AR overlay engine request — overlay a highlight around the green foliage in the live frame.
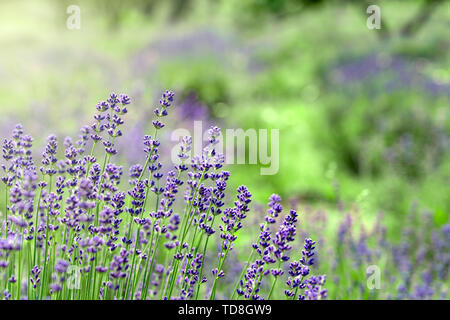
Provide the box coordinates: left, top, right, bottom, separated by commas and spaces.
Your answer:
157, 59, 232, 109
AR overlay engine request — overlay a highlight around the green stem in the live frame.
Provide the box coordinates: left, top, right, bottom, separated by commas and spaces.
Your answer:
4, 186, 8, 235
32, 187, 43, 268
230, 221, 269, 300
210, 230, 235, 301
291, 276, 305, 300
194, 229, 213, 299
3, 160, 9, 235
164, 169, 207, 299
230, 249, 255, 300
267, 260, 282, 300
40, 173, 53, 299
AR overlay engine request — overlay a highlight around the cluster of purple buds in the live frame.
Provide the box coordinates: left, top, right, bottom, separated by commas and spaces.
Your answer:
252, 194, 283, 255
272, 210, 298, 263
153, 90, 174, 129
176, 136, 192, 172
30, 266, 41, 289
302, 275, 327, 300
91, 93, 130, 156
237, 194, 285, 300
0, 235, 22, 251
285, 238, 326, 299
182, 253, 203, 299
41, 135, 58, 176
109, 248, 130, 280
219, 186, 252, 252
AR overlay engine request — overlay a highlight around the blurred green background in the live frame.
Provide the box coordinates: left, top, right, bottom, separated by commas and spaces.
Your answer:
0, 0, 448, 265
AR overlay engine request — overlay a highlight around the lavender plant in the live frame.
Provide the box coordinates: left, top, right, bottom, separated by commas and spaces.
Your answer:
0, 90, 325, 300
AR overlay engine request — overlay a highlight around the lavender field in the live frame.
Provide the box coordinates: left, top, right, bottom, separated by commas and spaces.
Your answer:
0, 0, 448, 301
